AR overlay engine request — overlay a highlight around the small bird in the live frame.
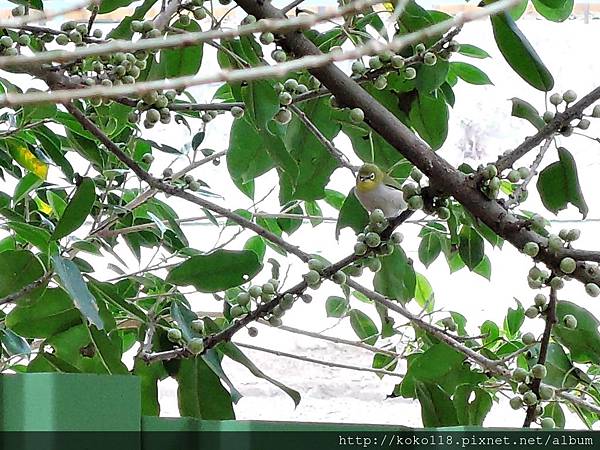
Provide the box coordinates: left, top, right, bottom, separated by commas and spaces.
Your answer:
355, 163, 407, 218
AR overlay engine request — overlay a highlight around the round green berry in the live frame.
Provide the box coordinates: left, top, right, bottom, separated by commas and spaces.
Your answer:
350, 107, 365, 124
354, 242, 368, 256
365, 232, 381, 248
237, 292, 251, 307
404, 67, 416, 80
230, 305, 245, 318
550, 277, 564, 290
414, 43, 426, 54
391, 55, 405, 69
540, 417, 555, 429
423, 52, 436, 66
332, 271, 347, 284
280, 293, 295, 310
531, 364, 547, 379
274, 108, 292, 124
563, 90, 577, 103
560, 257, 576, 274
17, 34, 30, 46
534, 293, 547, 307
272, 50, 287, 63
523, 391, 538, 406
374, 75, 387, 90
269, 316, 282, 327
593, 105, 600, 118
248, 285, 262, 298
518, 383, 530, 394
231, 106, 244, 119
167, 328, 182, 342
483, 164, 498, 180
539, 385, 554, 400
525, 306, 539, 319
563, 314, 577, 329
578, 119, 590, 130
566, 229, 580, 241
369, 209, 386, 224
542, 111, 555, 123
507, 170, 521, 183
56, 34, 70, 45
279, 91, 293, 106
188, 338, 204, 354
391, 232, 403, 244
549, 93, 562, 106
523, 242, 539, 257
512, 367, 529, 382
351, 60, 365, 75
259, 32, 274, 45
522, 332, 536, 346
303, 270, 321, 286
585, 283, 600, 297
509, 396, 523, 410
368, 56, 383, 70
307, 258, 325, 272
247, 326, 258, 337
283, 78, 298, 92
262, 282, 275, 295
407, 195, 424, 210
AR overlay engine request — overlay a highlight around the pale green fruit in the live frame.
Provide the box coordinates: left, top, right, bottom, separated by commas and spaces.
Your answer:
563, 314, 577, 329
247, 326, 258, 337
562, 90, 577, 103
541, 417, 555, 429
269, 316, 282, 327
509, 396, 523, 410
522, 332, 536, 346
539, 385, 554, 400
560, 257, 576, 274
350, 108, 365, 123
231, 106, 244, 118
531, 364, 547, 379
230, 305, 245, 318
550, 277, 564, 290
549, 93, 562, 106
518, 383, 530, 394
308, 258, 326, 272
523, 391, 538, 406
303, 270, 321, 285
365, 232, 381, 248
188, 338, 204, 355
525, 306, 539, 319
237, 292, 251, 307
248, 285, 262, 298
585, 283, 600, 297
191, 319, 203, 333
262, 282, 275, 295
523, 242, 539, 257
513, 367, 529, 382
354, 242, 368, 256
507, 170, 521, 183
534, 294, 547, 307
167, 328, 182, 342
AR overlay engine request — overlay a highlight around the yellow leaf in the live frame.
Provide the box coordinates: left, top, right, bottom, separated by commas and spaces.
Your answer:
383, 2, 394, 11
7, 139, 48, 180
34, 196, 53, 215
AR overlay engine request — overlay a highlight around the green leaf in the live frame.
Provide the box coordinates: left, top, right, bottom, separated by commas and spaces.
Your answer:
543, 401, 566, 429
532, 0, 573, 22
325, 296, 349, 318
414, 273, 434, 312
133, 359, 166, 416
5, 138, 48, 179
6, 287, 81, 338
416, 59, 449, 93
284, 98, 341, 201
451, 62, 493, 85
409, 91, 448, 150
21, 91, 57, 124
418, 231, 441, 268
242, 81, 279, 132
219, 342, 301, 406
158, 19, 203, 78
1, 328, 30, 356
335, 188, 369, 239
457, 44, 491, 59
504, 299, 525, 339
453, 384, 492, 426
52, 177, 96, 240
28, 352, 81, 373
527, 342, 579, 389
372, 353, 397, 374
510, 97, 545, 130
8, 222, 51, 252
52, 255, 104, 330
243, 236, 266, 261
553, 301, 600, 364
474, 255, 492, 280
349, 309, 379, 345
324, 189, 345, 210
227, 116, 274, 197
537, 147, 588, 218
415, 382, 459, 427
0, 249, 45, 300
374, 244, 416, 303
98, 0, 135, 13
305, 200, 323, 227
490, 12, 554, 91
458, 226, 484, 271
13, 172, 43, 205
167, 249, 262, 293
86, 325, 129, 374
480, 320, 499, 346
202, 349, 243, 404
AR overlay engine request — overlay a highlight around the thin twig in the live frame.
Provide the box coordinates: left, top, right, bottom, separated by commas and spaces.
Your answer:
506, 138, 553, 208
289, 104, 356, 172
0, 0, 98, 28
281, 0, 306, 14
0, 272, 52, 306
234, 341, 403, 378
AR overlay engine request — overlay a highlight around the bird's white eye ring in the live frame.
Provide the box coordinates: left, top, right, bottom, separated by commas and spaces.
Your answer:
369, 173, 375, 180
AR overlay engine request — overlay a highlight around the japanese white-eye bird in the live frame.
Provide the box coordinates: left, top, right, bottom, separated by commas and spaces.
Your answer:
355, 163, 407, 218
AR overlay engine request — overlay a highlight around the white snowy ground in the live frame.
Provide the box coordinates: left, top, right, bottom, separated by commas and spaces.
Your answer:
1, 13, 600, 429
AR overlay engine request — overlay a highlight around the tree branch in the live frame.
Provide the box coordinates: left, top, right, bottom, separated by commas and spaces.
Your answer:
234, 341, 403, 378
0, 272, 52, 306
523, 285, 557, 427
506, 138, 552, 208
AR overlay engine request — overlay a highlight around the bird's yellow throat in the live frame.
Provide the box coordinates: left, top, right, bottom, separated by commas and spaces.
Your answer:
356, 179, 378, 192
